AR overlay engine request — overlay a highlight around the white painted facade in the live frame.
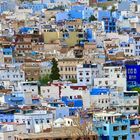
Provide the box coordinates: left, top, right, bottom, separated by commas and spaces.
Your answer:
61, 86, 90, 108
110, 91, 139, 115
18, 81, 38, 96
41, 85, 60, 99
0, 64, 25, 86
94, 66, 126, 91
0, 123, 26, 140
77, 64, 101, 86
53, 117, 73, 128
14, 110, 53, 133
90, 93, 111, 110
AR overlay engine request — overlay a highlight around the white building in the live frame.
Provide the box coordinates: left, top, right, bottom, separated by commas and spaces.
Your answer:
61, 85, 91, 109
133, 36, 140, 57
94, 65, 126, 91
14, 110, 53, 133
0, 123, 26, 140
41, 84, 60, 99
0, 64, 25, 87
77, 64, 102, 86
110, 91, 139, 115
119, 42, 135, 57
17, 81, 38, 96
93, 111, 122, 123
53, 117, 73, 128
90, 88, 111, 110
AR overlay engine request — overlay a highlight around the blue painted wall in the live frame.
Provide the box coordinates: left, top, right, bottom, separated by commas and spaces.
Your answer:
125, 65, 140, 90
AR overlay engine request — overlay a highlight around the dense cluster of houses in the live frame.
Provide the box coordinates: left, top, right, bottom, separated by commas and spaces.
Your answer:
0, 0, 140, 140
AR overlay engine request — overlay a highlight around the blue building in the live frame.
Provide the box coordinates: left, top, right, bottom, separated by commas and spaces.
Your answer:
97, 10, 111, 21
55, 107, 69, 119
56, 12, 69, 22
62, 96, 83, 116
0, 114, 14, 123
3, 92, 25, 106
94, 114, 131, 140
90, 88, 110, 95
125, 64, 140, 90
19, 27, 33, 34
0, 1, 8, 13
68, 5, 93, 21
21, 2, 46, 13
101, 119, 130, 140
3, 48, 13, 56
103, 17, 116, 33
130, 116, 140, 140
86, 28, 93, 42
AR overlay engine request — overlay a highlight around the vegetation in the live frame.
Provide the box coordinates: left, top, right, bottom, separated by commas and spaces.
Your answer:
111, 5, 116, 13
50, 58, 60, 81
39, 74, 50, 86
89, 15, 97, 22
68, 78, 77, 83
132, 87, 140, 94
102, 5, 107, 10
67, 111, 93, 139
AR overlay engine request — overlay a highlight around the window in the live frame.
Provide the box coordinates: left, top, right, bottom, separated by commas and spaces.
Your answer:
8, 136, 12, 140
47, 120, 50, 123
41, 119, 43, 123
86, 72, 89, 75
117, 74, 120, 78
79, 72, 82, 75
113, 126, 119, 131
126, 107, 130, 110
122, 125, 127, 130
105, 81, 108, 85
104, 126, 107, 130
28, 120, 30, 125
114, 136, 118, 140
132, 134, 134, 139
122, 135, 127, 140
114, 81, 117, 84
35, 120, 38, 124
133, 106, 137, 110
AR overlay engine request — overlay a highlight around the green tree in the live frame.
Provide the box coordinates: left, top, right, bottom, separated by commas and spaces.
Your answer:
39, 74, 50, 86
50, 58, 60, 81
111, 5, 115, 13
89, 15, 97, 22
102, 5, 107, 10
